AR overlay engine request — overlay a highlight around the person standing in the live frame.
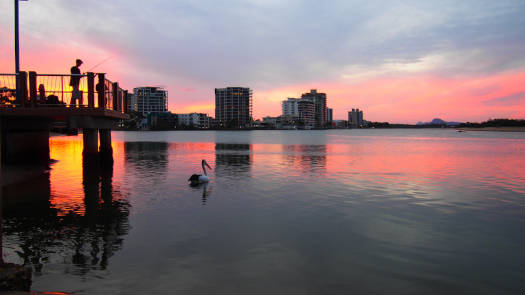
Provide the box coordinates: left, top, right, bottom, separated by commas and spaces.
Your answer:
69, 59, 83, 106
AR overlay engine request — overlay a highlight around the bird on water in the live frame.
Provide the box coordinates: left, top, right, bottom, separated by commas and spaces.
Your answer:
189, 159, 212, 185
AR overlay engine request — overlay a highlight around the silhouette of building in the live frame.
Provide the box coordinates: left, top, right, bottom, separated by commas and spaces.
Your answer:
281, 97, 316, 129
147, 112, 177, 129
298, 99, 315, 128
327, 108, 333, 124
301, 89, 327, 128
348, 108, 363, 128
131, 87, 168, 115
262, 116, 279, 128
215, 87, 252, 128
126, 92, 133, 113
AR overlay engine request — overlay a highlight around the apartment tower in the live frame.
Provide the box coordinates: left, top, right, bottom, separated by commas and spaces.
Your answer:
215, 87, 253, 128
132, 87, 168, 115
301, 89, 327, 127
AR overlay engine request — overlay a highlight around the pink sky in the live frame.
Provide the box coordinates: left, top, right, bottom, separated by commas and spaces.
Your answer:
253, 70, 525, 122
2, 1, 525, 124
3, 40, 523, 123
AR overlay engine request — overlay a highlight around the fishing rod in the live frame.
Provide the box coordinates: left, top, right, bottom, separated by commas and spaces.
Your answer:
87, 56, 113, 72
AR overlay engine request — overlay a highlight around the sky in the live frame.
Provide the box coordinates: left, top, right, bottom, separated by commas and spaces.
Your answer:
1, 0, 525, 123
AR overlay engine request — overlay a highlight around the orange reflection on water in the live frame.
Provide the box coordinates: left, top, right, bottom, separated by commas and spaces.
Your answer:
49, 135, 85, 215
47, 134, 525, 215
49, 135, 126, 216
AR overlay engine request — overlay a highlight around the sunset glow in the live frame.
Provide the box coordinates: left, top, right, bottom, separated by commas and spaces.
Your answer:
1, 1, 524, 123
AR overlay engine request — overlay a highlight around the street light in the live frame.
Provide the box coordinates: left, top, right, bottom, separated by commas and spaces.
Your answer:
14, 0, 27, 103
14, 0, 28, 74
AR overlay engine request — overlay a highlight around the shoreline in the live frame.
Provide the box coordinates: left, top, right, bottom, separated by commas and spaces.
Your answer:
456, 127, 525, 132
52, 127, 525, 133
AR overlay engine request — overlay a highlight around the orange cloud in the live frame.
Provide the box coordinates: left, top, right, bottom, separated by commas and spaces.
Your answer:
3, 24, 524, 124
174, 103, 215, 115
254, 69, 525, 123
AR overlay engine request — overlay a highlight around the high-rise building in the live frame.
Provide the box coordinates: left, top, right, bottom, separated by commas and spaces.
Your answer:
126, 92, 133, 113
215, 87, 253, 128
298, 99, 315, 128
301, 89, 327, 127
281, 97, 315, 128
132, 87, 168, 115
348, 108, 364, 128
327, 108, 333, 123
282, 98, 300, 117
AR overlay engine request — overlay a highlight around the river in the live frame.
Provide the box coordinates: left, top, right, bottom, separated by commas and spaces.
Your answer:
2, 129, 525, 294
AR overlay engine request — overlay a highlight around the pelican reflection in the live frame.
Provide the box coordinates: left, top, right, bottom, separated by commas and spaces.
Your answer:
190, 182, 212, 205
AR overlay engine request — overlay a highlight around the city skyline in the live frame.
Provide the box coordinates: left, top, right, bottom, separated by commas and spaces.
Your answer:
1, 1, 525, 123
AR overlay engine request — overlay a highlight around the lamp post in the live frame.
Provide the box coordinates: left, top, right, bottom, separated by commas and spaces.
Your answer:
14, 0, 20, 74
14, 0, 27, 103
14, 0, 29, 73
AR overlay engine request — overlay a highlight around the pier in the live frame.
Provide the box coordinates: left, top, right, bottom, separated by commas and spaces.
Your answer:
0, 71, 129, 166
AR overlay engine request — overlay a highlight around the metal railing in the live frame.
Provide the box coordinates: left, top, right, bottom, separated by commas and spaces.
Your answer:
0, 73, 19, 107
36, 73, 88, 107
0, 71, 128, 113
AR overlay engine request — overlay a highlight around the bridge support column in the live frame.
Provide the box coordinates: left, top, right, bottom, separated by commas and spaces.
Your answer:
99, 129, 113, 163
1, 117, 50, 166
82, 128, 98, 158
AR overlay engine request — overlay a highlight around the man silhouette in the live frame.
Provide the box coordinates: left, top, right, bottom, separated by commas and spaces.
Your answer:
70, 59, 83, 106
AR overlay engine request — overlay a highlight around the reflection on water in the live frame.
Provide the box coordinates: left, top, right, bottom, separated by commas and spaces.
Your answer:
190, 182, 211, 206
124, 142, 169, 173
1, 130, 525, 294
283, 145, 327, 174
215, 143, 252, 176
1, 147, 130, 279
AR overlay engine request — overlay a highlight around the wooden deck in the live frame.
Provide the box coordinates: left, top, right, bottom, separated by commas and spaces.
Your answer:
0, 106, 129, 120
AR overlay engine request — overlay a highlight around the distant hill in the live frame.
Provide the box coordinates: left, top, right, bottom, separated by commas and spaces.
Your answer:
417, 118, 462, 126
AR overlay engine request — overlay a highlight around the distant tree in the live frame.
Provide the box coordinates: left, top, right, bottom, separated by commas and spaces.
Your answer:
226, 119, 240, 129
459, 118, 525, 128
120, 111, 144, 130
368, 122, 391, 128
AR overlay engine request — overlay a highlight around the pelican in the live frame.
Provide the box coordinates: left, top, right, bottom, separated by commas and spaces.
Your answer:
189, 159, 212, 185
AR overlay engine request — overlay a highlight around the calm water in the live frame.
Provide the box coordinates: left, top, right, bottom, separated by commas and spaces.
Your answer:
2, 129, 525, 294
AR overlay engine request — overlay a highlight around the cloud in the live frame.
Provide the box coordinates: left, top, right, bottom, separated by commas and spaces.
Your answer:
483, 92, 525, 106
1, 0, 525, 122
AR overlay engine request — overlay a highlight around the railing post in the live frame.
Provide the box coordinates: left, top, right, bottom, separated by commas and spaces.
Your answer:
123, 90, 129, 113
97, 73, 105, 109
119, 89, 123, 113
29, 71, 37, 107
112, 82, 118, 111
87, 72, 95, 108
17, 71, 28, 107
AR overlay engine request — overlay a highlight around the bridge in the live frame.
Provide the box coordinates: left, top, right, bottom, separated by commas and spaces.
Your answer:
0, 71, 129, 166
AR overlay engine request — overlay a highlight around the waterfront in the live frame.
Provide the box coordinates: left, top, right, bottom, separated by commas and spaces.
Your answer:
2, 129, 525, 294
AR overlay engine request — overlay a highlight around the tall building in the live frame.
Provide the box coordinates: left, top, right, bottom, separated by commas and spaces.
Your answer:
132, 87, 168, 115
298, 99, 315, 128
348, 108, 364, 128
301, 89, 327, 127
215, 87, 253, 128
126, 92, 133, 113
281, 97, 315, 128
282, 98, 300, 117
327, 108, 333, 124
